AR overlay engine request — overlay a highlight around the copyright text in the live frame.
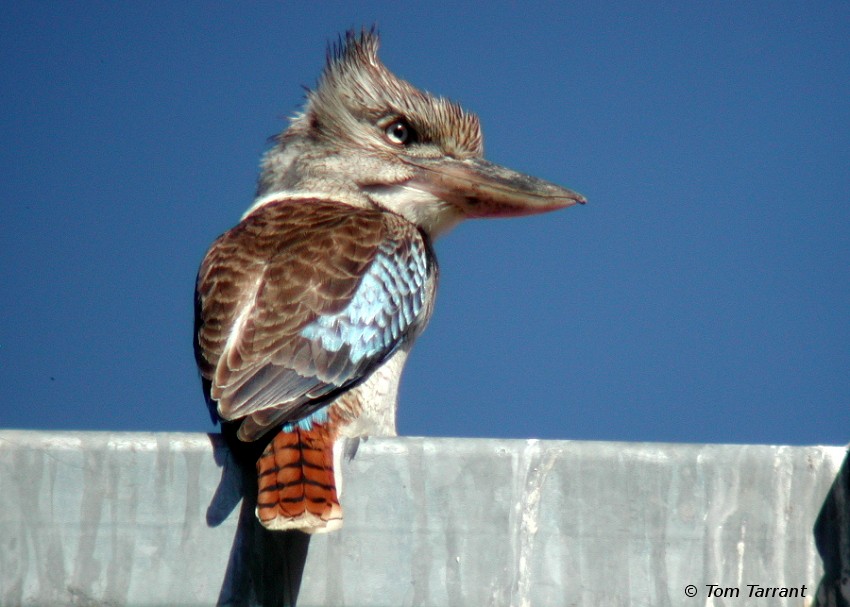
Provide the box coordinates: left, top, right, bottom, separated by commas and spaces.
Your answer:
703, 584, 807, 598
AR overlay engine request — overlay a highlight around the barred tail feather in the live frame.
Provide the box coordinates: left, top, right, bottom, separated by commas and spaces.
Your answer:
256, 424, 342, 533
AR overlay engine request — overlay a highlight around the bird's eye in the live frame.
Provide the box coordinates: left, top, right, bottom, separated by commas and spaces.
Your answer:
385, 119, 416, 145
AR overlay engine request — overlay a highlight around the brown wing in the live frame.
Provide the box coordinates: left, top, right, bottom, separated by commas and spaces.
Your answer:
194, 198, 433, 439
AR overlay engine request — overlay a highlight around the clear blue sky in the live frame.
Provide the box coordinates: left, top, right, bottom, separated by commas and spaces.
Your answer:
1, 3, 848, 446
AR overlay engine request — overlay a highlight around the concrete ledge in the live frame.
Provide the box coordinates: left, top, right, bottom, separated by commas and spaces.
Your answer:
0, 430, 845, 606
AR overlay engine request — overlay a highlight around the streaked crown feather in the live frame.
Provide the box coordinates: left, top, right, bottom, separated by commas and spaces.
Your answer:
297, 29, 483, 158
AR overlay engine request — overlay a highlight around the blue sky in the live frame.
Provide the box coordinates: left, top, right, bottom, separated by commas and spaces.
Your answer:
1, 3, 848, 446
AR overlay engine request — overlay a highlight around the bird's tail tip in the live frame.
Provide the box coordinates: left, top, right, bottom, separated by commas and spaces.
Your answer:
257, 506, 343, 534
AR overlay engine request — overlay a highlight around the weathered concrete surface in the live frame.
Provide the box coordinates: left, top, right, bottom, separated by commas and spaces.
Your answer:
0, 430, 844, 606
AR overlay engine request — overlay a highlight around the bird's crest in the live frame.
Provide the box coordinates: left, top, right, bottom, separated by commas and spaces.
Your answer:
296, 29, 483, 157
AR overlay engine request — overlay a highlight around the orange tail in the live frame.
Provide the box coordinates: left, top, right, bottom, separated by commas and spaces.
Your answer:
255, 423, 342, 533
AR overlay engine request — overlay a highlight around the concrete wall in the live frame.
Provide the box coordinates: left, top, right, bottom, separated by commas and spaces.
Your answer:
0, 430, 845, 606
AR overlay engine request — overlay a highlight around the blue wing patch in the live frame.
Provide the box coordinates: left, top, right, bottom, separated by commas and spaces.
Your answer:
299, 238, 428, 366
282, 407, 329, 432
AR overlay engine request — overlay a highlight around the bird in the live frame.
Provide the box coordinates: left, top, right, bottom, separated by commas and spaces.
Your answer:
194, 29, 585, 534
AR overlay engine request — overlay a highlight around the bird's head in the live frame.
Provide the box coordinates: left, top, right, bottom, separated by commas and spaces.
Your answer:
255, 29, 585, 238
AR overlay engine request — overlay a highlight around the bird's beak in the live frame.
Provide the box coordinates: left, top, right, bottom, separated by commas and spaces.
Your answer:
404, 156, 586, 218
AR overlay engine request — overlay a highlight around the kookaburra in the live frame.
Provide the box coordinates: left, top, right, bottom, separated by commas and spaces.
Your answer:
194, 29, 585, 533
